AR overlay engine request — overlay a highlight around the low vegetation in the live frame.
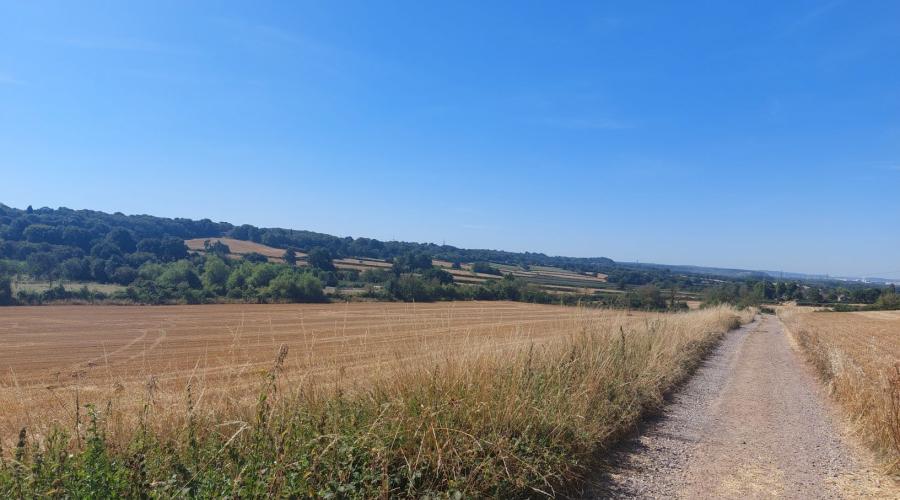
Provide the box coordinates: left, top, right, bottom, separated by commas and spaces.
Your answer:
780, 306, 900, 474
0, 305, 750, 497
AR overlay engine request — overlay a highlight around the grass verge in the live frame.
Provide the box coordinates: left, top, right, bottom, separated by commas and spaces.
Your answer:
0, 306, 749, 497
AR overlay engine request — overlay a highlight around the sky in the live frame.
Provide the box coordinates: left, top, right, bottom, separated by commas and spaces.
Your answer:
1, 1, 898, 277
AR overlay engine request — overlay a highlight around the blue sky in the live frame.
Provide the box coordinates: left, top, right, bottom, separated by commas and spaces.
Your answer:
1, 1, 898, 277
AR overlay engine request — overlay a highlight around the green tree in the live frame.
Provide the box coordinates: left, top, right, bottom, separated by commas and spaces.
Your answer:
307, 247, 335, 271
422, 267, 453, 285
61, 258, 92, 281
110, 266, 138, 285
226, 262, 253, 294
26, 252, 58, 279
157, 261, 202, 290
242, 252, 268, 263
268, 270, 324, 302
636, 284, 666, 309
875, 291, 900, 310
775, 281, 786, 299
203, 239, 231, 256
804, 287, 823, 303
106, 228, 137, 253
282, 248, 297, 266
202, 256, 230, 294
250, 263, 280, 288
391, 252, 433, 274
471, 261, 501, 275
388, 274, 433, 301
0, 275, 13, 305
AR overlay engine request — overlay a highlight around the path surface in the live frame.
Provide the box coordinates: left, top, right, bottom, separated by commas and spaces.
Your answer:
587, 314, 898, 499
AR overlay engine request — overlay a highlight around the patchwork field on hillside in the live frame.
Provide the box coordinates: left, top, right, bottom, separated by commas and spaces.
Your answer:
185, 238, 618, 294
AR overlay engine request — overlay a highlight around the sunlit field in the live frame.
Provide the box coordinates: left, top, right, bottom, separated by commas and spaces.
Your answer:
0, 302, 749, 497
780, 307, 900, 474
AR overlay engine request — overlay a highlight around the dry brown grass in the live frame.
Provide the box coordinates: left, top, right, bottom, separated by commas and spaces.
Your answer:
780, 306, 900, 474
0, 302, 750, 496
0, 302, 653, 446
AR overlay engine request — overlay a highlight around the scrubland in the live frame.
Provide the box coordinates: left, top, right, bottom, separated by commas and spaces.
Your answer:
0, 303, 749, 497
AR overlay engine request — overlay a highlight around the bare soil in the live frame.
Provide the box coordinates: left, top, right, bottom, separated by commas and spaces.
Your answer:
587, 314, 899, 499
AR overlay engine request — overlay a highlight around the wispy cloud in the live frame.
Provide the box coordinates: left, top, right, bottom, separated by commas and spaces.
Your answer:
541, 116, 634, 130
786, 0, 844, 33
0, 73, 24, 85
460, 223, 494, 231
865, 162, 900, 172
214, 18, 358, 61
43, 36, 196, 56
212, 18, 375, 77
587, 16, 624, 35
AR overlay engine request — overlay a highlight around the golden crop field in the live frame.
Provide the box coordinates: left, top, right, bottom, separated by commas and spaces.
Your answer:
0, 301, 655, 442
0, 300, 750, 496
185, 237, 298, 262
780, 307, 900, 473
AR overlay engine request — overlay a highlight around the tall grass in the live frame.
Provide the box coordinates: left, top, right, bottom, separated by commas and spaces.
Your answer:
780, 307, 900, 475
0, 305, 749, 497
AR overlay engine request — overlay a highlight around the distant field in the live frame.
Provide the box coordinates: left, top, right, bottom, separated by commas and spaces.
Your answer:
185, 237, 299, 263
434, 260, 612, 292
332, 257, 393, 272
0, 301, 654, 439
184, 238, 614, 294
12, 281, 126, 295
780, 307, 900, 473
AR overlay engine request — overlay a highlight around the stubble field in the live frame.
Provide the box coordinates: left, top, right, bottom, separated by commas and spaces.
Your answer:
780, 307, 900, 474
0, 301, 750, 496
0, 301, 651, 440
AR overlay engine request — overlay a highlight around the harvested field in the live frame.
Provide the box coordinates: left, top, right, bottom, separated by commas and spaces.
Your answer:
779, 307, 900, 474
332, 257, 393, 272
0, 301, 655, 442
185, 237, 299, 262
0, 302, 750, 497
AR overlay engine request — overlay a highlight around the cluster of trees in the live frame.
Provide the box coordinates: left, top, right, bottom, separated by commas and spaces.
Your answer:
13, 283, 109, 306
607, 267, 713, 293
12, 254, 327, 305
703, 279, 899, 310
371, 272, 560, 304
0, 204, 615, 280
616, 285, 687, 311
0, 206, 215, 290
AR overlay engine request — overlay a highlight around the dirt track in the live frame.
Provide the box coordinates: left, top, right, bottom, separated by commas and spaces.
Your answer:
589, 314, 899, 499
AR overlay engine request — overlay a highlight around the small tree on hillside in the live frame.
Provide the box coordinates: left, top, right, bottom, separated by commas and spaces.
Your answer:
307, 247, 335, 271
204, 239, 231, 256
283, 248, 297, 266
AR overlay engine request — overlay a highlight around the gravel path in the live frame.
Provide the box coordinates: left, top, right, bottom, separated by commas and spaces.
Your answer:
585, 314, 898, 499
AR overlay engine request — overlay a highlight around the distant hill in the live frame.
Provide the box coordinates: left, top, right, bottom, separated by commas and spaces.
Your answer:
4, 203, 883, 285
0, 203, 616, 273
624, 262, 770, 280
